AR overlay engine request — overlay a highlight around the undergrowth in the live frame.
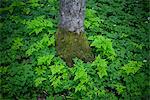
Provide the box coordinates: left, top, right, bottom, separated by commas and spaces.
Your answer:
0, 0, 149, 99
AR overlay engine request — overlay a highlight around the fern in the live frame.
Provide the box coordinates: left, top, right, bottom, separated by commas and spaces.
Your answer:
50, 65, 64, 75
37, 54, 54, 65
121, 61, 143, 75
26, 16, 53, 35
26, 34, 55, 56
72, 58, 90, 92
35, 66, 46, 76
11, 37, 23, 50
34, 77, 46, 87
92, 55, 108, 79
89, 35, 116, 59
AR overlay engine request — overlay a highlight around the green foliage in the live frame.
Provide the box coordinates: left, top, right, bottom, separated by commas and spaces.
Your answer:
121, 61, 143, 75
11, 37, 24, 50
72, 58, 89, 93
26, 16, 53, 35
92, 55, 108, 78
0, 0, 149, 99
35, 77, 46, 87
114, 83, 126, 94
89, 35, 116, 59
26, 34, 55, 56
35, 66, 47, 76
37, 54, 54, 65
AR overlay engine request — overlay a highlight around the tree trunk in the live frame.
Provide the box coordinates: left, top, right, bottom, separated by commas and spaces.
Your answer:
56, 0, 94, 67
59, 0, 85, 33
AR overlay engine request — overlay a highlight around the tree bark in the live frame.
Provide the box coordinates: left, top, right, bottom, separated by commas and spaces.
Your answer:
59, 0, 86, 34
56, 0, 94, 67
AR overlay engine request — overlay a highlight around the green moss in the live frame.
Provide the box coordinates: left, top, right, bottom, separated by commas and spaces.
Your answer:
55, 28, 94, 67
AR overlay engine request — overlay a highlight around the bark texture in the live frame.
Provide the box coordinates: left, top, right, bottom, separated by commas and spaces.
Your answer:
59, 0, 85, 33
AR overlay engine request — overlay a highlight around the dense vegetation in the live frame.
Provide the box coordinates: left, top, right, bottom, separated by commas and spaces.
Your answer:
0, 0, 149, 99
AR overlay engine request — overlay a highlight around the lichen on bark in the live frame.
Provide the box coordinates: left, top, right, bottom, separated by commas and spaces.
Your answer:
55, 28, 94, 67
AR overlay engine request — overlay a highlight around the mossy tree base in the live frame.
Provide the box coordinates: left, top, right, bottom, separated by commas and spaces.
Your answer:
55, 28, 94, 67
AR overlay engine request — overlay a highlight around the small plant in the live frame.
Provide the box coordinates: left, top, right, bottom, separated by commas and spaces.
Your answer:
89, 35, 116, 59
